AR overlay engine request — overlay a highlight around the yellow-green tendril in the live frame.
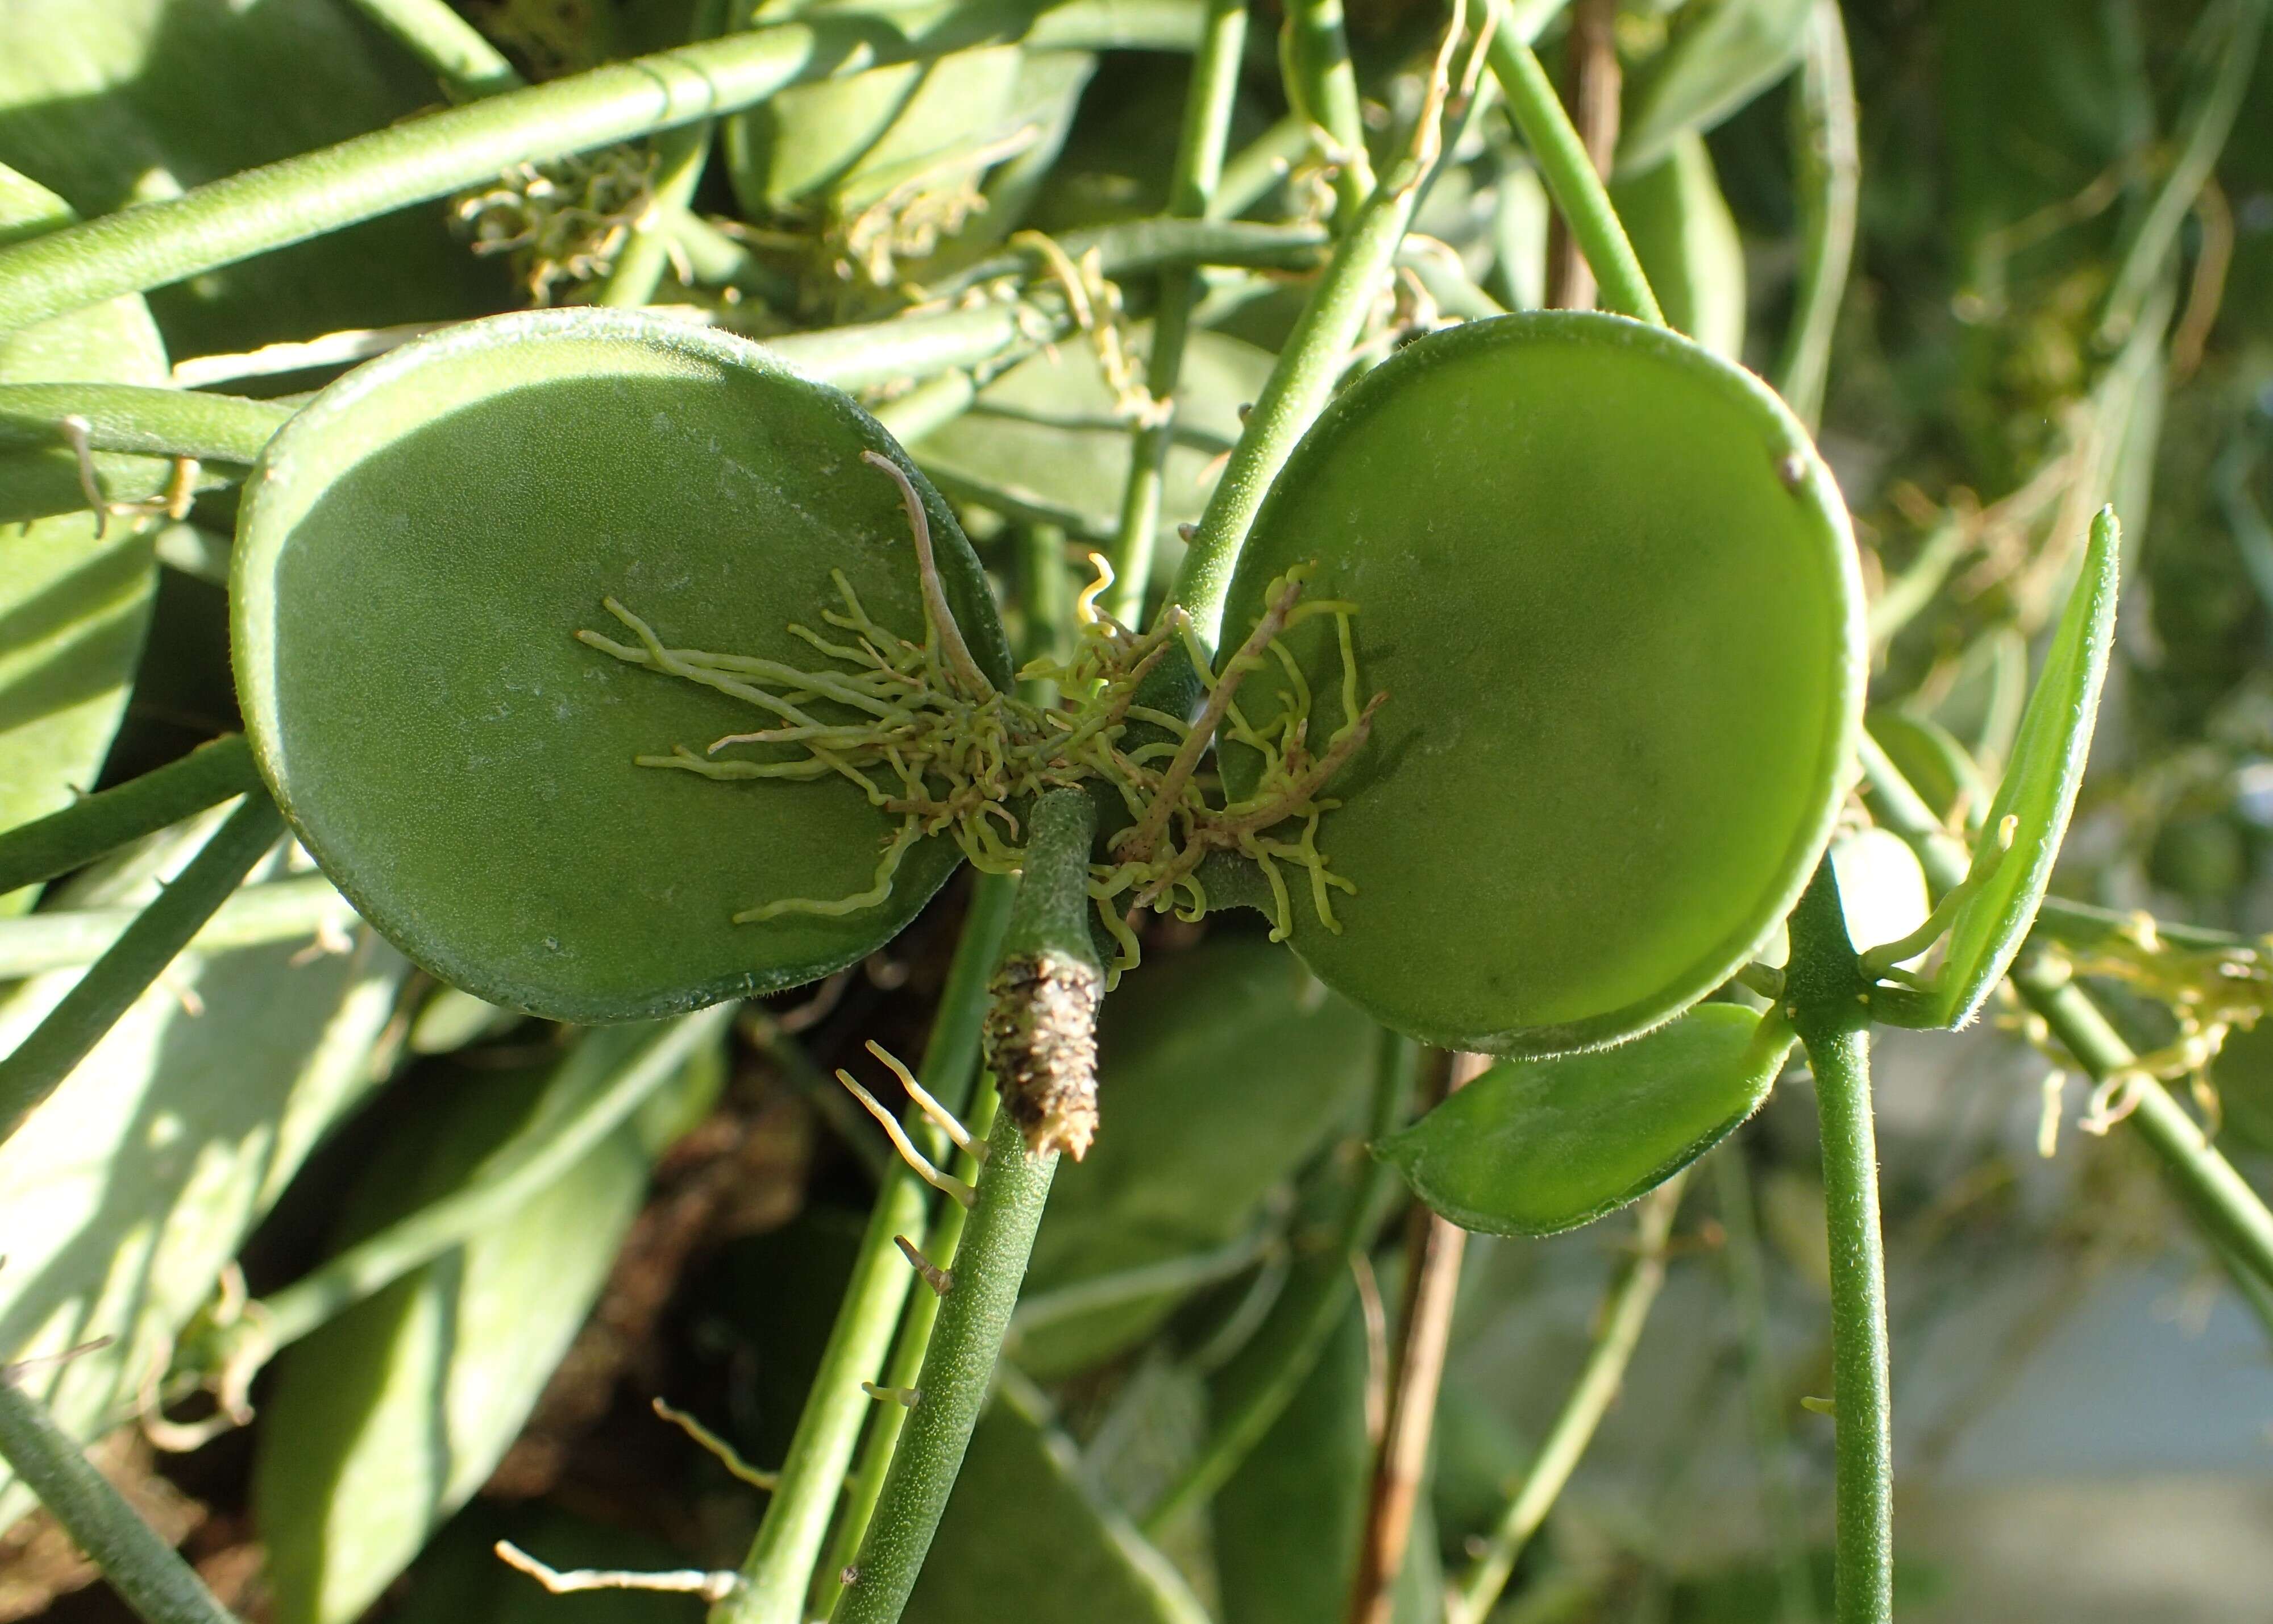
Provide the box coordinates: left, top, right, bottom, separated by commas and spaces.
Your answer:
578, 466, 1383, 975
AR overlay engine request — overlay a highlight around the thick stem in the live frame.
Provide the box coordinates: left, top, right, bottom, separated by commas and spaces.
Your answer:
0, 795, 283, 1148
0, 0, 1203, 334
717, 873, 1016, 1624
1104, 0, 1249, 626
1788, 865, 1892, 1624
1544, 0, 1619, 312
1481, 0, 1664, 326
343, 0, 525, 101
0, 875, 354, 981
1447, 1170, 1688, 1624
0, 1374, 237, 1624
1141, 1028, 1419, 1532
0, 386, 291, 465
0, 735, 258, 902
1855, 732, 2273, 1295
1773, 0, 1859, 431
833, 790, 1098, 1624
253, 1007, 735, 1351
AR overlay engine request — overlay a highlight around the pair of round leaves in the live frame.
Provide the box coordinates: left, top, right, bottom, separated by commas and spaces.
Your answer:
1220, 312, 1865, 1057
234, 309, 1012, 1020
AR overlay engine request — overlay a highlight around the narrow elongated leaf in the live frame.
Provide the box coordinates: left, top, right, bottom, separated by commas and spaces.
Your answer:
1607, 131, 1746, 360
255, 1021, 723, 1624
0, 820, 408, 1532
1379, 1004, 1793, 1237
1921, 508, 2120, 1028
0, 165, 165, 916
1617, 0, 1813, 176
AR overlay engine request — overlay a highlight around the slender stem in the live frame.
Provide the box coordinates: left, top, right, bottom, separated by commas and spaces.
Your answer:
1710, 1144, 1817, 1623
833, 790, 1098, 1624
0, 0, 1203, 334
1773, 0, 1859, 431
0, 385, 292, 464
1142, 1028, 1419, 1532
252, 1006, 734, 1350
342, 0, 525, 101
1855, 732, 2273, 1294
720, 873, 1016, 1624
1786, 864, 1892, 1624
871, 372, 980, 447
1447, 1170, 1688, 1624
1544, 0, 1619, 312
0, 1375, 238, 1624
1282, 0, 1376, 228
925, 215, 1331, 304
1210, 115, 1314, 221
2099, 0, 2268, 347
0, 795, 282, 1148
0, 874, 353, 981
0, 736, 258, 902
595, 0, 732, 308
1348, 1049, 1486, 1624
1164, 178, 1430, 647
1481, 0, 1664, 326
1104, 0, 1249, 626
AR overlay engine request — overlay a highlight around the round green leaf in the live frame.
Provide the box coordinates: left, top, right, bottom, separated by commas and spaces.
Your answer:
233, 308, 1012, 1020
1921, 508, 2119, 1028
1377, 1003, 1793, 1238
1219, 312, 1864, 1056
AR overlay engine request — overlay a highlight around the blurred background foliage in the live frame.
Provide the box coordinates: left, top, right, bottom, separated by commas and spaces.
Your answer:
2, 0, 2272, 1621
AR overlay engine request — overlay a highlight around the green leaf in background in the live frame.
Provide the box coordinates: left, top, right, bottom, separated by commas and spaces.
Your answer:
1830, 826, 1931, 965
1617, 0, 1814, 177
1011, 936, 1377, 1379
254, 1019, 724, 1624
0, 817, 408, 1532
1608, 131, 1746, 360
1926, 624, 2029, 783
231, 308, 1012, 1021
914, 323, 1273, 547
1867, 711, 1988, 828
1211, 1296, 1443, 1624
904, 1383, 1207, 1624
0, 0, 497, 357
1218, 312, 1864, 1058
0, 165, 167, 916
1914, 508, 2120, 1028
1379, 1003, 1793, 1237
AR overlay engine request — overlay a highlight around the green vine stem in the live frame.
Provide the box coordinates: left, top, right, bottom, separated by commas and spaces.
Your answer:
1711, 1144, 1818, 1624
833, 788, 1099, 1624
1446, 1169, 1689, 1624
2098, 0, 2268, 347
1103, 0, 1248, 626
1211, 115, 1312, 221
1140, 1027, 1420, 1532
344, 0, 525, 101
1786, 863, 1892, 1624
0, 0, 1203, 334
0, 735, 258, 901
0, 875, 355, 981
1480, 0, 1665, 326
1773, 0, 1859, 431
0, 386, 290, 465
0, 794, 284, 1148
0, 1373, 238, 1624
1855, 732, 2273, 1293
247, 1006, 734, 1353
1281, 0, 1376, 227
595, 0, 733, 309
1165, 43, 1461, 649
719, 874, 1016, 1624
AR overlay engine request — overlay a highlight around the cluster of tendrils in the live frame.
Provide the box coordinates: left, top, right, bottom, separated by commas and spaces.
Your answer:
454, 147, 659, 304
577, 454, 1383, 977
